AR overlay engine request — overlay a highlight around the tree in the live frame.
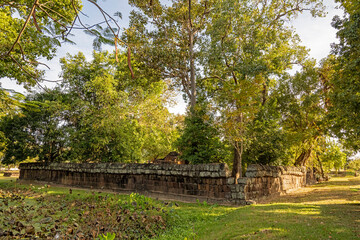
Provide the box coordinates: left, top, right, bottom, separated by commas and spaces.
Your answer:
202, 0, 324, 178
275, 61, 328, 166
243, 102, 289, 166
176, 100, 231, 164
319, 139, 347, 172
0, 90, 68, 164
329, 0, 360, 150
127, 0, 216, 109
312, 137, 348, 178
0, 50, 180, 164
59, 51, 179, 162
347, 158, 360, 171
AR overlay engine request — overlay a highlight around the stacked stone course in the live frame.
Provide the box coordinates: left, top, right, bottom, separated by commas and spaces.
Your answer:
240, 165, 306, 201
19, 163, 307, 205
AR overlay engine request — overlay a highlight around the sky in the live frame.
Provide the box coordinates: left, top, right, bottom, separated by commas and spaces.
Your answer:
2, 0, 344, 114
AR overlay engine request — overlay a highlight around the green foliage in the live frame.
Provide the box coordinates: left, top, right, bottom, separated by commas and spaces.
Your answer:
347, 159, 360, 171
97, 233, 116, 240
123, 193, 156, 212
319, 140, 347, 172
176, 102, 230, 164
328, 0, 360, 150
0, 0, 81, 85
0, 51, 179, 164
201, 0, 324, 172
3, 0, 353, 173
127, 0, 328, 172
0, 90, 67, 164
243, 105, 288, 165
59, 51, 179, 163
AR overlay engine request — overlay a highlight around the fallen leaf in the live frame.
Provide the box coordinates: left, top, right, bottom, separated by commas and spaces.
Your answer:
25, 226, 35, 235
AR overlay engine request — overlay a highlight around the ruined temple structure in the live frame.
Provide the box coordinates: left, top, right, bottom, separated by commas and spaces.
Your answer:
152, 152, 188, 164
19, 163, 308, 205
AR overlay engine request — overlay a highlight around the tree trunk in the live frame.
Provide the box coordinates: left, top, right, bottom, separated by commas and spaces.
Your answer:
294, 148, 312, 166
232, 141, 243, 180
261, 82, 267, 106
316, 155, 325, 179
232, 111, 244, 180
189, 0, 196, 110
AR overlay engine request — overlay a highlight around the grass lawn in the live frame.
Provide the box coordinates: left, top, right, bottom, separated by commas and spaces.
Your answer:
159, 173, 360, 240
0, 174, 359, 239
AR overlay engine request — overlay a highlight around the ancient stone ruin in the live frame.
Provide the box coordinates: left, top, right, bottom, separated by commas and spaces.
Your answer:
152, 152, 183, 164
19, 163, 307, 205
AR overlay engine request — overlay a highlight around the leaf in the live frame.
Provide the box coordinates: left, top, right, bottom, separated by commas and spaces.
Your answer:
114, 11, 122, 19
66, 227, 73, 234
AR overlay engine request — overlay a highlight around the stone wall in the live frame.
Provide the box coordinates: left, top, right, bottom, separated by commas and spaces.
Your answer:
19, 163, 307, 205
238, 165, 306, 201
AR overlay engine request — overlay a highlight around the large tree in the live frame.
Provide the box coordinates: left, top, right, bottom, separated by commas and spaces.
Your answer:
0, 90, 68, 164
59, 51, 179, 162
329, 0, 360, 150
275, 60, 328, 167
128, 0, 325, 174
127, 0, 216, 109
202, 0, 324, 178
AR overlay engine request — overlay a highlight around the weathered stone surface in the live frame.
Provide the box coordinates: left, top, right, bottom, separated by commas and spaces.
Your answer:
19, 163, 307, 205
227, 177, 235, 185
237, 178, 248, 184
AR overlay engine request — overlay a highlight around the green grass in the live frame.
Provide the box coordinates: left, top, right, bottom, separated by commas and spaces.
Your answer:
156, 175, 360, 240
0, 175, 359, 239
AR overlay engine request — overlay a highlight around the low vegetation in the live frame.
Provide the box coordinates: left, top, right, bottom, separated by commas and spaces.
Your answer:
1, 174, 359, 239
0, 178, 173, 239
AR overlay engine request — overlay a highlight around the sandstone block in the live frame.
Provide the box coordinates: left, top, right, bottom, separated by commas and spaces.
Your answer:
227, 177, 235, 185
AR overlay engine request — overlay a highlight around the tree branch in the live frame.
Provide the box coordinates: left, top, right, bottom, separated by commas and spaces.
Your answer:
86, 0, 134, 77
17, 43, 50, 69
37, 5, 68, 38
6, 0, 39, 56
32, 9, 42, 33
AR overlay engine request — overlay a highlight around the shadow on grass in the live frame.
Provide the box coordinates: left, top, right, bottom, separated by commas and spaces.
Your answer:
194, 203, 360, 240
183, 177, 360, 240
266, 177, 360, 205
316, 177, 360, 187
